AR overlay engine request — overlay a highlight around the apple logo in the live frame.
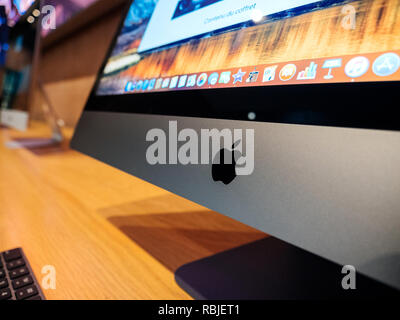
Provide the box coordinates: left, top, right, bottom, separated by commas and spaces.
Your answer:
212, 141, 242, 185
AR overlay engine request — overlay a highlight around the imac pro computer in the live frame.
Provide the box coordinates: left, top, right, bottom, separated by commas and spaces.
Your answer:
72, 0, 400, 299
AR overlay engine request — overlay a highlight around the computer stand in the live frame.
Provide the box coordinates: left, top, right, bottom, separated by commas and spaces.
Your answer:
175, 237, 399, 300
36, 79, 64, 143
5, 80, 64, 150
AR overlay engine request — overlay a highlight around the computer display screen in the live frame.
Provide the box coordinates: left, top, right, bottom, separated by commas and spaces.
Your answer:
96, 0, 400, 96
1, 0, 38, 112
0, 0, 35, 26
13, 0, 34, 15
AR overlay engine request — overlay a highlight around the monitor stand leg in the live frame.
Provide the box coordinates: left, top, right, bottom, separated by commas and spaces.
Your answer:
5, 80, 64, 150
175, 237, 399, 300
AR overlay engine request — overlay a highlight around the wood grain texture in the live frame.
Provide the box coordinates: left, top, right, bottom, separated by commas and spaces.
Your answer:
0, 122, 266, 300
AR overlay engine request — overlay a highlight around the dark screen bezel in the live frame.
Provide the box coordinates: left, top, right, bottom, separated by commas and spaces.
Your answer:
82, 0, 400, 132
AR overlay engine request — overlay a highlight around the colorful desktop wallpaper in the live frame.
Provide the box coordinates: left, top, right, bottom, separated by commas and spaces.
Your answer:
41, 0, 99, 36
97, 0, 400, 95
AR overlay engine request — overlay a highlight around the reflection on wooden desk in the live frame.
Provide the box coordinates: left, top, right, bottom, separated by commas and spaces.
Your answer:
0, 122, 266, 300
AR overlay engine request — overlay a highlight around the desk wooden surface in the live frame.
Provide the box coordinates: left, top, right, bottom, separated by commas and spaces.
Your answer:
0, 122, 266, 300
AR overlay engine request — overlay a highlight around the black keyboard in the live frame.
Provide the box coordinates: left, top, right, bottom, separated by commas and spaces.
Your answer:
0, 248, 45, 300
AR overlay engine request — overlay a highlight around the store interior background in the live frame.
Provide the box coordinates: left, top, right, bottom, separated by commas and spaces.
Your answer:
9, 0, 127, 128
34, 0, 128, 127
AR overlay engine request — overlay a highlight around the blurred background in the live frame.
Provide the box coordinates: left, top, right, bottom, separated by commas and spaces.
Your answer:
0, 0, 128, 129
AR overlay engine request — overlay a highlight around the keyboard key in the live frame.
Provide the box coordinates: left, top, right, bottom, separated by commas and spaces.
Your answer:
12, 275, 33, 290
3, 249, 22, 262
10, 267, 29, 279
7, 258, 25, 271
1, 248, 45, 300
0, 279, 9, 289
0, 288, 11, 300
16, 285, 38, 300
